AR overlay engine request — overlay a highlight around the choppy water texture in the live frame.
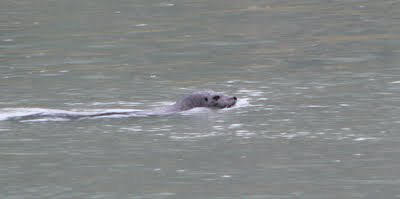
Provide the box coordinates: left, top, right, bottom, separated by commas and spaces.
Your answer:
1, 0, 400, 198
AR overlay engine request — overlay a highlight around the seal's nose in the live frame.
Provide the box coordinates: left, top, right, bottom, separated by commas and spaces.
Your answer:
232, 96, 237, 101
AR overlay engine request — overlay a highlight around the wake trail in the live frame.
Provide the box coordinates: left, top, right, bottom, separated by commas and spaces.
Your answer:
0, 108, 146, 122
0, 98, 249, 122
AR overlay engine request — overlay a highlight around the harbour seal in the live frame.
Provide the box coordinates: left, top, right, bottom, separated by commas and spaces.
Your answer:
3, 91, 237, 121
91, 91, 237, 117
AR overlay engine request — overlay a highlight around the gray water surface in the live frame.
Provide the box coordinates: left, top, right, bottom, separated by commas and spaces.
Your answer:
1, 0, 400, 198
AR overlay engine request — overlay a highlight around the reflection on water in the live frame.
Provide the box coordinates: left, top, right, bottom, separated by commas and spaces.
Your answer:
1, 0, 400, 198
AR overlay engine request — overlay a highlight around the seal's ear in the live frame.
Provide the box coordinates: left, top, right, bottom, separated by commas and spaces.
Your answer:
204, 97, 208, 102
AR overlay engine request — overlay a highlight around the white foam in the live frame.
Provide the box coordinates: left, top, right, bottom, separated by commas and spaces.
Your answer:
226, 80, 240, 83
0, 108, 142, 121
159, 2, 175, 7
228, 124, 243, 129
169, 131, 221, 140
150, 101, 175, 107
21, 118, 71, 122
135, 24, 148, 27
90, 101, 143, 106
303, 105, 329, 108
353, 137, 378, 141
231, 98, 250, 109
235, 130, 255, 137
278, 131, 311, 139
120, 126, 143, 132
179, 107, 211, 115
0, 108, 74, 121
213, 126, 224, 130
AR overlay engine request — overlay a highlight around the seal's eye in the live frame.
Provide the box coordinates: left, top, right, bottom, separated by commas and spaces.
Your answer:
204, 97, 208, 102
212, 95, 220, 101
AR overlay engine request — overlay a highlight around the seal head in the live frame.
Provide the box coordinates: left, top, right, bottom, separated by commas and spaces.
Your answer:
171, 91, 237, 111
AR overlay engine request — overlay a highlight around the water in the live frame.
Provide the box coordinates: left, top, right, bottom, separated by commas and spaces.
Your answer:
1, 0, 400, 198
